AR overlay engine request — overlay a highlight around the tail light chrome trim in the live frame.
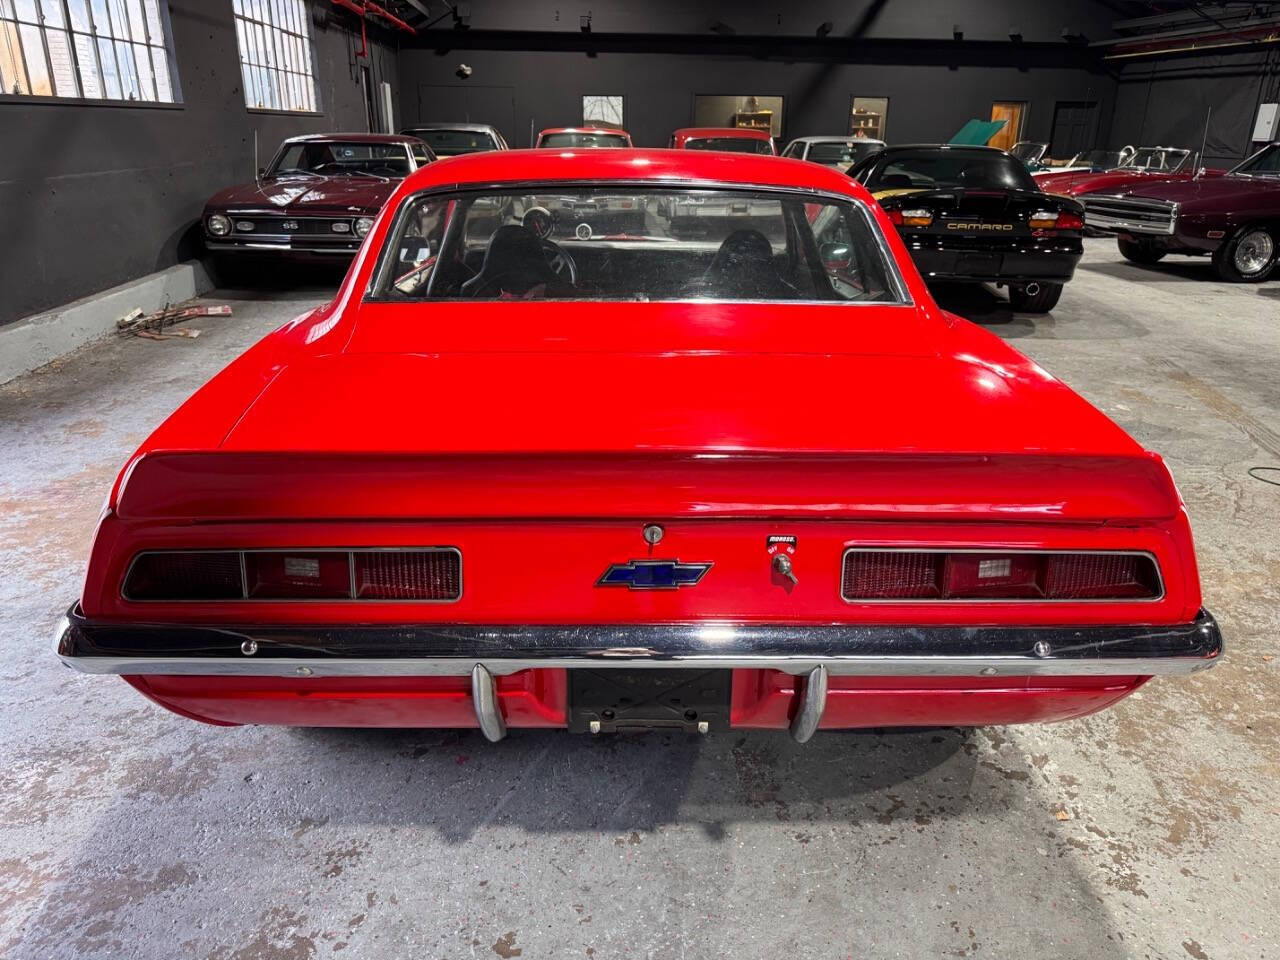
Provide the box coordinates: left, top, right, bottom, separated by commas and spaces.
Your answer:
839, 548, 1164, 604
121, 547, 463, 603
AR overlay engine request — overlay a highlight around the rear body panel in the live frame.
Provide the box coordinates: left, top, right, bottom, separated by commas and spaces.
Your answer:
875, 187, 1084, 285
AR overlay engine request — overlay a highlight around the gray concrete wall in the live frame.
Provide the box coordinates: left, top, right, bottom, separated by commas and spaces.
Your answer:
0, 0, 400, 327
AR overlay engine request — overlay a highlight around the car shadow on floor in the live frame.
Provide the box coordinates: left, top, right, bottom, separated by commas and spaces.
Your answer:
927, 283, 1039, 338
1077, 257, 1216, 283
205, 259, 347, 302
286, 724, 978, 840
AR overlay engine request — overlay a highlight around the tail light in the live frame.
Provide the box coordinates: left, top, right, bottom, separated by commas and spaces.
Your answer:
244, 552, 351, 599
123, 549, 462, 602
354, 550, 462, 600
1030, 210, 1085, 230
123, 552, 243, 601
841, 550, 1161, 602
900, 208, 933, 227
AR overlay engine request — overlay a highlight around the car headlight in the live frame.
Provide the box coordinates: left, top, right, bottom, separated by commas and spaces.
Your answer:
354, 216, 375, 238
207, 214, 231, 236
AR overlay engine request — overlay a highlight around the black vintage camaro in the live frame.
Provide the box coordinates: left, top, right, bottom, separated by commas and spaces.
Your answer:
847, 145, 1086, 312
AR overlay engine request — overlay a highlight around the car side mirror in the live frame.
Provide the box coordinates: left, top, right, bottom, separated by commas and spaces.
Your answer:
820, 241, 852, 269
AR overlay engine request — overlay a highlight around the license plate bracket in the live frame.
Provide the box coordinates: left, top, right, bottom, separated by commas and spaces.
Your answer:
568, 668, 733, 734
956, 251, 1004, 274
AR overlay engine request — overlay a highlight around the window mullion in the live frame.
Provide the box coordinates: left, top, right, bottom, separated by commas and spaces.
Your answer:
138, 0, 157, 100
10, 10, 34, 95
58, 0, 83, 97
83, 0, 106, 97
263, 6, 283, 111
100, 0, 126, 98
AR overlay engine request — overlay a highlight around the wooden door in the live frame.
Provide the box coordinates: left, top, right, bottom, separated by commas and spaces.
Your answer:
989, 102, 1026, 150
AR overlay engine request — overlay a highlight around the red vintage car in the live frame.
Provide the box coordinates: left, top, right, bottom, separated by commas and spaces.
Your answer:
1035, 147, 1222, 198
57, 149, 1221, 740
669, 126, 777, 155
202, 133, 435, 270
535, 126, 633, 148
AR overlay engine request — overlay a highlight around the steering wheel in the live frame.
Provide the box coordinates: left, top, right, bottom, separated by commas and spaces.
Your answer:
542, 239, 577, 286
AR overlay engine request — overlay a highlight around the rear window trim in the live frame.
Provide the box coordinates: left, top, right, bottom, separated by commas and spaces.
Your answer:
363, 179, 912, 306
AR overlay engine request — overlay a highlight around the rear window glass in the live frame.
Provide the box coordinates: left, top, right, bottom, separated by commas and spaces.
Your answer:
269, 142, 411, 177
807, 141, 881, 165
411, 129, 497, 156
540, 132, 629, 148
685, 137, 773, 155
865, 150, 1037, 192
374, 186, 901, 304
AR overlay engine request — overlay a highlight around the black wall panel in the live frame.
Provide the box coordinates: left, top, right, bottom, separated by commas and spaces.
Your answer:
1111, 50, 1280, 167
399, 50, 1115, 151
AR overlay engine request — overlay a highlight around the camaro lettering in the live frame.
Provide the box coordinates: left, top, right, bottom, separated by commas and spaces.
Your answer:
947, 223, 1014, 231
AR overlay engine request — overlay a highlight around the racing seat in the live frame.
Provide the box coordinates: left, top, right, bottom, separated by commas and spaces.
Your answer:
460, 225, 560, 298
700, 229, 795, 300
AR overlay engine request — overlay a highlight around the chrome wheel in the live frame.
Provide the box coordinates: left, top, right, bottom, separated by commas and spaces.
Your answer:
1234, 229, 1275, 276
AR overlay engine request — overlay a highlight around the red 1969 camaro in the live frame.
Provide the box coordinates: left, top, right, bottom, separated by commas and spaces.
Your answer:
56, 149, 1222, 741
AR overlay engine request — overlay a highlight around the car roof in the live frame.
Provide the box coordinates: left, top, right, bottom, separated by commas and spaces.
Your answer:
792, 136, 885, 144
283, 132, 421, 145
401, 123, 498, 134
538, 126, 630, 135
674, 127, 772, 139
880, 144, 1005, 153
399, 148, 864, 197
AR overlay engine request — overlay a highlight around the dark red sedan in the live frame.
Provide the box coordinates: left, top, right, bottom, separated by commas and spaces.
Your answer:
1082, 140, 1280, 282
57, 148, 1221, 740
201, 133, 435, 268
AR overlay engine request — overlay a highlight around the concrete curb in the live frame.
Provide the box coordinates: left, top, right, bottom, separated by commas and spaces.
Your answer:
0, 261, 214, 385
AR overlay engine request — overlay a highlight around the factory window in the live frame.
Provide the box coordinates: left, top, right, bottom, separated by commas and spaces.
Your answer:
232, 0, 317, 113
0, 0, 179, 102
583, 94, 623, 128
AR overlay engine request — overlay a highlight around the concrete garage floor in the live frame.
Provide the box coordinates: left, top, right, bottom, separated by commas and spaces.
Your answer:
1, 241, 1277, 959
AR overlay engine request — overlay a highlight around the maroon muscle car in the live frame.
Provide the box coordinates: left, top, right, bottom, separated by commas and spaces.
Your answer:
202, 134, 435, 268
1082, 141, 1280, 282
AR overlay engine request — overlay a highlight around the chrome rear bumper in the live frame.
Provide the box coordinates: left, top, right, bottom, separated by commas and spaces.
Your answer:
54, 605, 1222, 680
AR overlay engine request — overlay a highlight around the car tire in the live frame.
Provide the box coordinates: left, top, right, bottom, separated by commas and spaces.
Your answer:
1212, 225, 1278, 283
1117, 236, 1166, 265
1008, 282, 1063, 313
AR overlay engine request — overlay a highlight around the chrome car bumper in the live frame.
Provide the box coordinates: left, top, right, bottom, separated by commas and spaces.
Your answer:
54, 604, 1222, 680
55, 606, 1221, 742
205, 240, 360, 255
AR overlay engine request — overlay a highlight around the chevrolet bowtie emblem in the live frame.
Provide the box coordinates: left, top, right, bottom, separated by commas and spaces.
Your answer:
597, 559, 712, 590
